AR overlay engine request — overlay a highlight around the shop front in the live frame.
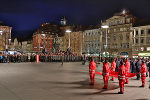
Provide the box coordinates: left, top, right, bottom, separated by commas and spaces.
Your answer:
138, 53, 150, 59
120, 52, 129, 58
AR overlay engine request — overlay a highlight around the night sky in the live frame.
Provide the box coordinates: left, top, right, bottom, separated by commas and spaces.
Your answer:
0, 0, 150, 37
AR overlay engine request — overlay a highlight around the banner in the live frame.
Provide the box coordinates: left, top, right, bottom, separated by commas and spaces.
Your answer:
95, 71, 138, 78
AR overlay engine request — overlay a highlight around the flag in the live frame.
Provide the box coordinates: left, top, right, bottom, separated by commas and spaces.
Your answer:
95, 71, 138, 78
126, 73, 139, 78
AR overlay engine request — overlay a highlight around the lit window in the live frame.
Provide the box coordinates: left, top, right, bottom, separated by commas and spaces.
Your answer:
148, 29, 150, 35
126, 33, 129, 40
127, 43, 129, 48
107, 36, 110, 40
136, 39, 138, 43
120, 28, 123, 31
146, 37, 150, 43
119, 34, 123, 40
147, 47, 150, 51
136, 30, 138, 35
140, 47, 144, 51
141, 30, 144, 36
120, 43, 122, 48
126, 18, 130, 23
141, 38, 144, 44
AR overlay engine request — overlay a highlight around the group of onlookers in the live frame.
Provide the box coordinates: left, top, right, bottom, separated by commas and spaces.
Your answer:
0, 54, 36, 63
114, 58, 150, 80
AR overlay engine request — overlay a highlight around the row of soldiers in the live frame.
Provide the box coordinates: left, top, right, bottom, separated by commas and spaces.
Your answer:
0, 53, 83, 63
39, 53, 83, 62
89, 57, 150, 94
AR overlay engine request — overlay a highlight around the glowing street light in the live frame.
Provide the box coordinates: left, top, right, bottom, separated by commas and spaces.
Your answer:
66, 29, 71, 33
101, 25, 109, 29
101, 25, 109, 49
101, 25, 109, 57
66, 29, 72, 49
0, 30, 3, 35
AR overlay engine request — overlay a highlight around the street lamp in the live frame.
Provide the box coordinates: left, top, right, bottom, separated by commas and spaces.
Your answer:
101, 25, 109, 57
0, 31, 2, 35
38, 33, 46, 53
8, 38, 11, 41
8, 39, 11, 50
41, 33, 46, 53
66, 29, 71, 49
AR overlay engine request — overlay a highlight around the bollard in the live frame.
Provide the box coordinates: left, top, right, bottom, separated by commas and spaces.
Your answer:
36, 55, 39, 63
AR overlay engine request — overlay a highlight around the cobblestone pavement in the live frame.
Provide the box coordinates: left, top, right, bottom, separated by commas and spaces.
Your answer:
0, 62, 149, 100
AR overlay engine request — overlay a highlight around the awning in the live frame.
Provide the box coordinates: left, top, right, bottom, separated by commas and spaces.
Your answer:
120, 52, 128, 55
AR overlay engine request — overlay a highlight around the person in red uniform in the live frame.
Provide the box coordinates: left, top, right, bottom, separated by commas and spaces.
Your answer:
89, 57, 96, 85
125, 58, 130, 84
110, 59, 116, 81
102, 60, 110, 89
118, 60, 126, 94
140, 61, 147, 87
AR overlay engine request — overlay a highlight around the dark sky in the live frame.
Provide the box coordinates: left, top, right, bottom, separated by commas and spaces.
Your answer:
0, 0, 150, 37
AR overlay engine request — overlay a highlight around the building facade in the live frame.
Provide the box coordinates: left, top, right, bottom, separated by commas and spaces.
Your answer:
13, 38, 22, 51
63, 31, 84, 55
101, 10, 135, 58
84, 28, 101, 55
12, 38, 33, 53
57, 36, 64, 52
132, 24, 150, 58
63, 25, 85, 55
59, 25, 72, 52
70, 31, 84, 55
33, 23, 61, 53
0, 26, 12, 51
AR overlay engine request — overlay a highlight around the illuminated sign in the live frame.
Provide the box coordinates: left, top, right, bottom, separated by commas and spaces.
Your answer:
138, 53, 150, 56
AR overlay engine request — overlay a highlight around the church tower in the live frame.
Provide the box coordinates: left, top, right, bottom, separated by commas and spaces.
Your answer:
60, 16, 66, 26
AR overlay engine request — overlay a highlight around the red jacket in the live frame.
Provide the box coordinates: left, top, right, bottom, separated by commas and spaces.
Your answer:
102, 62, 110, 76
125, 60, 130, 73
141, 63, 147, 77
89, 61, 96, 73
118, 65, 126, 80
111, 61, 116, 71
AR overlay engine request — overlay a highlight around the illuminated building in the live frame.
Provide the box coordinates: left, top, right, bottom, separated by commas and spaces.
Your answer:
83, 26, 101, 55
101, 9, 136, 58
33, 23, 61, 53
132, 19, 150, 58
0, 25, 12, 51
63, 25, 84, 55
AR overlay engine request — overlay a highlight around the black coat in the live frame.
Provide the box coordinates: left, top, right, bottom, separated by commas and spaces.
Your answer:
131, 61, 136, 73
136, 61, 141, 73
